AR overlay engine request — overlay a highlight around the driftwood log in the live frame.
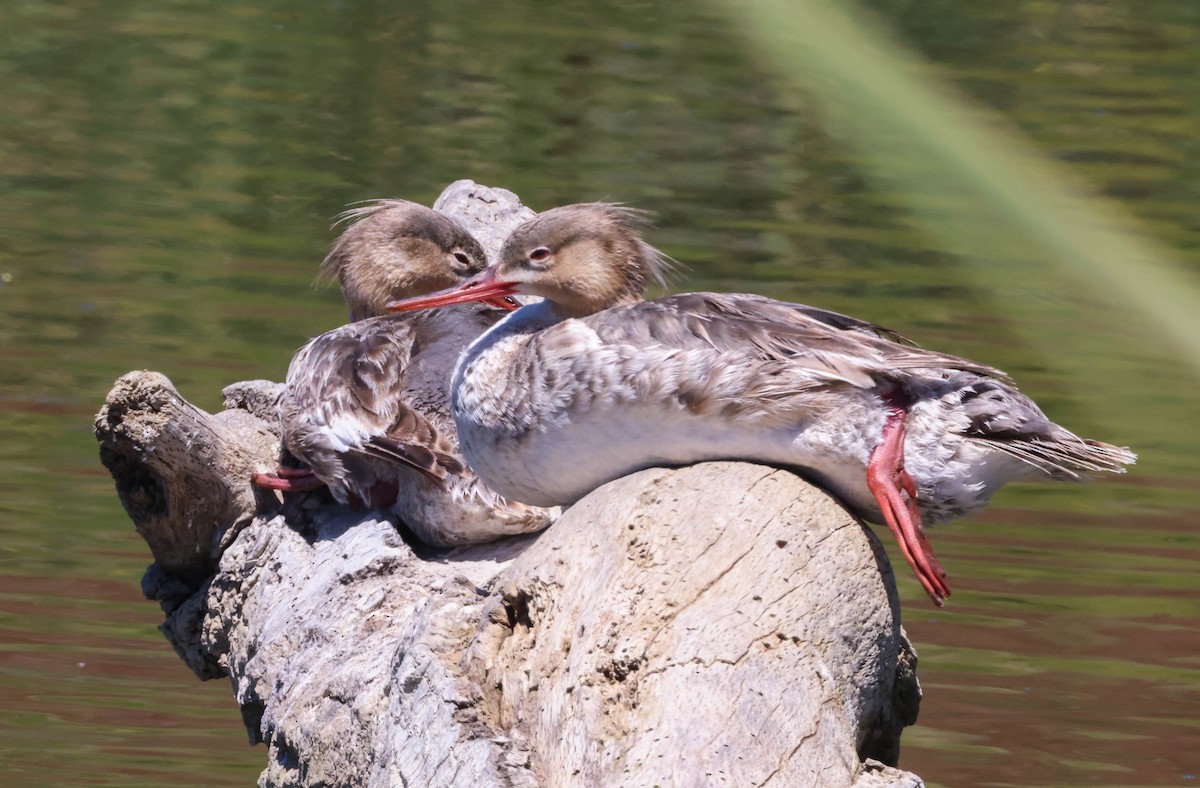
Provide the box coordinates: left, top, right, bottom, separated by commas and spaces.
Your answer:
95, 181, 924, 787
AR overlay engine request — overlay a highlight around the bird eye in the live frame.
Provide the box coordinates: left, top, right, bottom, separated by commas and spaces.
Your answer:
529, 247, 551, 263
453, 251, 472, 266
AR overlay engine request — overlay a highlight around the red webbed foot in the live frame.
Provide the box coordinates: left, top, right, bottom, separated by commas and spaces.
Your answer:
252, 465, 326, 493
866, 404, 951, 606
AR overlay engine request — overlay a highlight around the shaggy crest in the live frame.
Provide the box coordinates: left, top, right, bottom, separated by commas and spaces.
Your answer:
318, 199, 431, 287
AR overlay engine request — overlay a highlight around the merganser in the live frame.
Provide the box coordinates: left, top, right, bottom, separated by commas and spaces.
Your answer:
383, 203, 1135, 604
253, 200, 557, 546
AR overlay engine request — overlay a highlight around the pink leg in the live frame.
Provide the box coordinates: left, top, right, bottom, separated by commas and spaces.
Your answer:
866, 406, 951, 606
252, 466, 326, 493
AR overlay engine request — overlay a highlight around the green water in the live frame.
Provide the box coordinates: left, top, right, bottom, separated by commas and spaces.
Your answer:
1, 1, 1196, 785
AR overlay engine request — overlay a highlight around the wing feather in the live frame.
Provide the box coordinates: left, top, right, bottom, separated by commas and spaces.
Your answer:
282, 316, 465, 485
586, 293, 1007, 388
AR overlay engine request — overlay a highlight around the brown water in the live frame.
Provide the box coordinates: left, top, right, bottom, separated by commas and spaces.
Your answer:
1, 1, 1196, 785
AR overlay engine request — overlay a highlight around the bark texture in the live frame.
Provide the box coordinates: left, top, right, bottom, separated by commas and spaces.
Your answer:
95, 180, 925, 787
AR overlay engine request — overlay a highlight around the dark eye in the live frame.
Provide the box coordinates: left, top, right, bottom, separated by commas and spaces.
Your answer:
529, 247, 551, 263
453, 251, 472, 266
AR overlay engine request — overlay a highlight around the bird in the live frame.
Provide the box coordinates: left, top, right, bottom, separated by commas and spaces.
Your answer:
383, 202, 1136, 604
252, 199, 557, 547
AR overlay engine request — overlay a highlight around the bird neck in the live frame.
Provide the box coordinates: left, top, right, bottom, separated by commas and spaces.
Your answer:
542, 288, 640, 321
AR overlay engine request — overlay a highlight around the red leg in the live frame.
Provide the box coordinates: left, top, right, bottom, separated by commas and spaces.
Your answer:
866, 406, 951, 606
274, 466, 316, 480
252, 467, 326, 493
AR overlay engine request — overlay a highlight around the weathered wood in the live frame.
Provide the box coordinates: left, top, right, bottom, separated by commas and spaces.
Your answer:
95, 370, 281, 585
431, 180, 537, 261
468, 462, 920, 787
95, 180, 925, 787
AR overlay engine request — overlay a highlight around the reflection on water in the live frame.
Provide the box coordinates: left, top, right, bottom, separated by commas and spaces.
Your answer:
901, 502, 1200, 785
0, 576, 256, 784
0, 1, 1196, 785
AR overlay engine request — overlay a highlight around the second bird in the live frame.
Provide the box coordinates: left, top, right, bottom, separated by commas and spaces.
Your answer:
254, 200, 557, 546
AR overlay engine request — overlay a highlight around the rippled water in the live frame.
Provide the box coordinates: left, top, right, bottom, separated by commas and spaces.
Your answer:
1, 1, 1196, 785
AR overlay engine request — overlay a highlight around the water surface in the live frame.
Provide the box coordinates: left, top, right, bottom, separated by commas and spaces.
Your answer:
1, 1, 1196, 785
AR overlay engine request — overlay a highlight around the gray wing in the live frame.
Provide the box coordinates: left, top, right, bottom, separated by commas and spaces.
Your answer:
500, 293, 1001, 431
586, 293, 1006, 389
533, 293, 1131, 476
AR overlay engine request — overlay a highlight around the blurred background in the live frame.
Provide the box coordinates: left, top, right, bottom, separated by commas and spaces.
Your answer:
1, 0, 1197, 784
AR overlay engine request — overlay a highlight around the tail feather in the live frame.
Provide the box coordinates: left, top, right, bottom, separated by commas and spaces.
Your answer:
362, 437, 467, 481
957, 377, 1135, 480
980, 434, 1136, 480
